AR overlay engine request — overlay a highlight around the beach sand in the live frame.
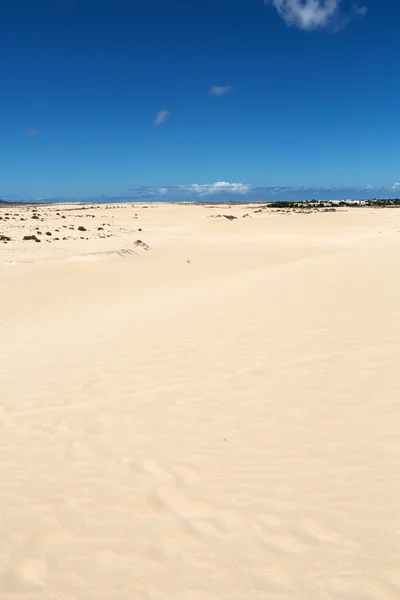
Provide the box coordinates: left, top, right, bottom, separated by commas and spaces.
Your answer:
1, 202, 400, 599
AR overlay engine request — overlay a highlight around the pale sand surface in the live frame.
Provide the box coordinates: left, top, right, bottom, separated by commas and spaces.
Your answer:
1, 203, 400, 599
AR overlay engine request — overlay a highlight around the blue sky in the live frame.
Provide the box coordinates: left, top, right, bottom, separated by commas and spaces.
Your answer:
1, 0, 399, 202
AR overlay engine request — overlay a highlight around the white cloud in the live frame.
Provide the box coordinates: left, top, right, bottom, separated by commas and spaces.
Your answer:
157, 187, 168, 195
209, 85, 232, 97
27, 127, 38, 136
154, 109, 170, 126
179, 182, 251, 196
267, 0, 367, 31
392, 182, 400, 191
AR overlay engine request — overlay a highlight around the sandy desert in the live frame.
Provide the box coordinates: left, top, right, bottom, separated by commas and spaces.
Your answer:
1, 201, 400, 599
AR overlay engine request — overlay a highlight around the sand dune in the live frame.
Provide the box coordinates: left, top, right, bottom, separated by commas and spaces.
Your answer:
1, 202, 400, 599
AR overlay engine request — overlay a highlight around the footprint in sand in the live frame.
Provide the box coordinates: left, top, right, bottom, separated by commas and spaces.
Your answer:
138, 457, 201, 487
135, 457, 240, 537
1, 558, 47, 592
298, 517, 348, 545
148, 485, 214, 519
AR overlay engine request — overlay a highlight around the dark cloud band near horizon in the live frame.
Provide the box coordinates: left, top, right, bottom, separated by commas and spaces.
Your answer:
12, 182, 399, 204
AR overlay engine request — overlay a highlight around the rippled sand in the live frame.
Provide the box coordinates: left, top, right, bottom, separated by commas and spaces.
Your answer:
1, 202, 400, 599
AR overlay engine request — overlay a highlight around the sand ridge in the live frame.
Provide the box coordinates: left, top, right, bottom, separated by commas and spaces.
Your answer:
1, 202, 400, 599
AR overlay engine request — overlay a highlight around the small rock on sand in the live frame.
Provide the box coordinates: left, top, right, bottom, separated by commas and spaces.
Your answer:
133, 240, 150, 250
23, 235, 41, 242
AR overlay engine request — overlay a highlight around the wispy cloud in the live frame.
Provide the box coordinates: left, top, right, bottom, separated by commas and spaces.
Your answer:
154, 109, 170, 126
251, 184, 395, 200
209, 85, 232, 97
125, 182, 250, 198
27, 127, 38, 136
267, 0, 367, 31
179, 182, 250, 195
353, 4, 368, 17
18, 183, 400, 204
126, 182, 399, 202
